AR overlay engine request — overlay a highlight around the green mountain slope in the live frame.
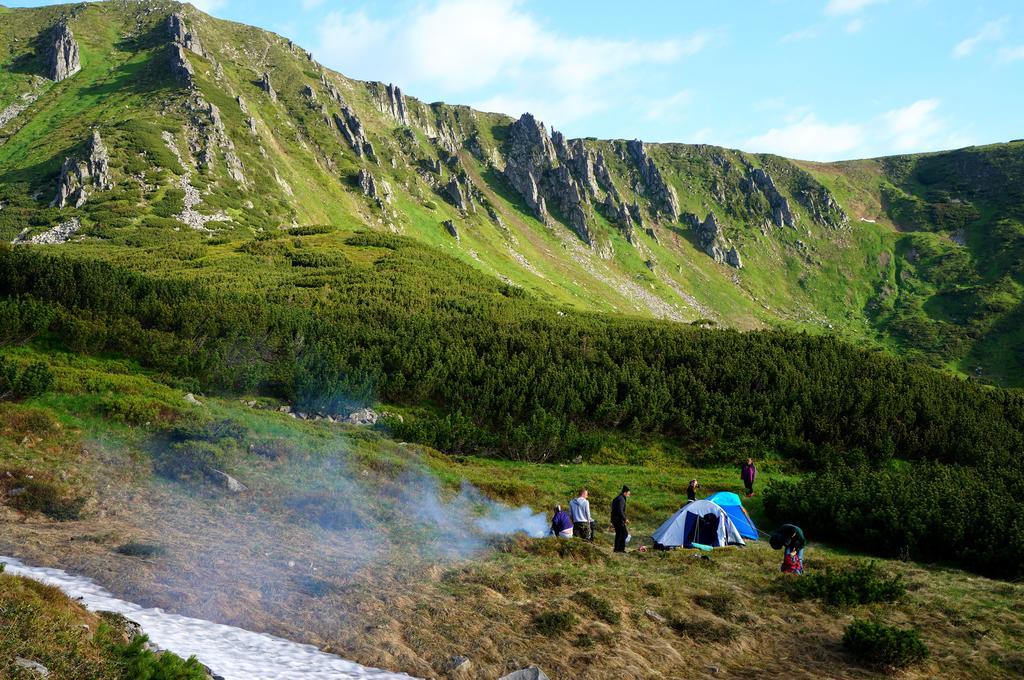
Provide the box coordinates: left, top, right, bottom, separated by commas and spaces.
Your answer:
0, 0, 1022, 384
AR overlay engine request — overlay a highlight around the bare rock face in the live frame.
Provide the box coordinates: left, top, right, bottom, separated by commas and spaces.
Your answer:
443, 175, 475, 214
627, 139, 679, 220
378, 83, 409, 125
749, 168, 794, 228
168, 12, 205, 57
797, 184, 849, 228
503, 113, 594, 244
442, 219, 459, 240
48, 21, 81, 82
356, 168, 390, 204
52, 130, 113, 208
695, 212, 741, 268
301, 84, 317, 102
194, 98, 245, 183
594, 151, 619, 200
334, 108, 375, 160
169, 43, 194, 85
259, 71, 277, 102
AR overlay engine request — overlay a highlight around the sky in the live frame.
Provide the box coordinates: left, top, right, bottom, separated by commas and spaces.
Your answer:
9, 0, 1024, 160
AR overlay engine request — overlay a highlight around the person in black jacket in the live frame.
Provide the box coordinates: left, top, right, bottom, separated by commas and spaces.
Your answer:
611, 486, 631, 553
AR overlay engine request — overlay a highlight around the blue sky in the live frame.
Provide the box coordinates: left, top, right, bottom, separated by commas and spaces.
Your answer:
11, 0, 1024, 160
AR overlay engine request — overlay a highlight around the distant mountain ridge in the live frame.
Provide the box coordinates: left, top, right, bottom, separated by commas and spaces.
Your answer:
1, 0, 1021, 384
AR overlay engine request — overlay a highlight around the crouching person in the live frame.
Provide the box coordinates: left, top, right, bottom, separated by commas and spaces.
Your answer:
569, 488, 594, 541
551, 505, 573, 538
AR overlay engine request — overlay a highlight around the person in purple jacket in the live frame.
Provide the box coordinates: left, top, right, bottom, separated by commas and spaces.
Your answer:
741, 457, 757, 498
550, 505, 573, 538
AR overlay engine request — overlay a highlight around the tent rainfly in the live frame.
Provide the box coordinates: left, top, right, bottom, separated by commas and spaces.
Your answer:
651, 499, 746, 549
704, 491, 759, 540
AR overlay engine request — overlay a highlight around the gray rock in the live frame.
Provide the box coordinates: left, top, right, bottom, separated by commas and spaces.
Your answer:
48, 22, 80, 82
442, 219, 459, 240
168, 12, 204, 57
797, 183, 849, 228
695, 212, 742, 267
498, 667, 549, 680
209, 469, 247, 493
333, 108, 375, 160
301, 84, 317, 102
14, 658, 49, 677
627, 139, 679, 220
379, 83, 409, 125
645, 609, 666, 624
357, 168, 390, 203
345, 408, 380, 425
183, 393, 203, 407
169, 43, 193, 84
726, 246, 742, 269
52, 130, 113, 208
11, 217, 81, 245
594, 151, 619, 199
749, 168, 794, 228
259, 71, 276, 102
443, 176, 474, 213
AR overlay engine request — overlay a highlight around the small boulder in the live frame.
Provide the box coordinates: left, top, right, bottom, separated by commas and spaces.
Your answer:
183, 393, 203, 407
345, 408, 379, 426
209, 469, 247, 493
14, 658, 50, 677
645, 609, 666, 624
499, 667, 549, 680
442, 219, 459, 240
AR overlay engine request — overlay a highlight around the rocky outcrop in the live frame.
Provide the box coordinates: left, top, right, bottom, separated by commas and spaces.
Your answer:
695, 212, 741, 268
443, 175, 474, 214
168, 12, 205, 57
627, 139, 679, 220
749, 168, 794, 228
52, 130, 113, 208
301, 84, 317, 102
503, 113, 555, 220
209, 469, 246, 493
499, 667, 550, 680
11, 217, 81, 245
47, 22, 80, 82
594, 151, 619, 200
333, 108, 375, 160
797, 185, 849, 228
169, 43, 193, 85
503, 114, 594, 244
259, 71, 276, 102
442, 219, 459, 240
377, 83, 409, 125
552, 132, 599, 197
357, 168, 390, 203
195, 99, 245, 183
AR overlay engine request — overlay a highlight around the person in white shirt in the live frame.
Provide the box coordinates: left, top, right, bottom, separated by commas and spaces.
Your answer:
569, 488, 594, 541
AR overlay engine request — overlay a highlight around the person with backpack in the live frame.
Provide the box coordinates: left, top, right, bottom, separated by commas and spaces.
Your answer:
610, 486, 631, 553
740, 458, 757, 497
770, 523, 806, 574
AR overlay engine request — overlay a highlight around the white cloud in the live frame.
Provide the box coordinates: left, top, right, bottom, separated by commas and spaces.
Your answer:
744, 99, 972, 161
953, 18, 1007, 58
744, 114, 864, 160
998, 45, 1024, 62
880, 99, 943, 151
189, 0, 227, 14
780, 27, 818, 43
313, 0, 708, 126
824, 0, 886, 16
845, 18, 864, 33
643, 89, 695, 121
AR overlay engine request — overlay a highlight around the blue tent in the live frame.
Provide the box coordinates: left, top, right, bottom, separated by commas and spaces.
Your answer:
651, 499, 746, 549
705, 491, 759, 540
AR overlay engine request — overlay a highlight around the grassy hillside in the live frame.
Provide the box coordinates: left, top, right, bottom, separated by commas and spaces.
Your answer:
1, 354, 1022, 679
0, 1, 1020, 385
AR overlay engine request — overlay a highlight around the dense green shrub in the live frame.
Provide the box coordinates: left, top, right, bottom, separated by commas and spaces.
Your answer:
572, 590, 621, 625
107, 633, 208, 679
787, 562, 905, 606
115, 542, 165, 558
764, 464, 1024, 578
0, 357, 54, 400
533, 610, 577, 635
842, 619, 929, 669
153, 440, 226, 480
